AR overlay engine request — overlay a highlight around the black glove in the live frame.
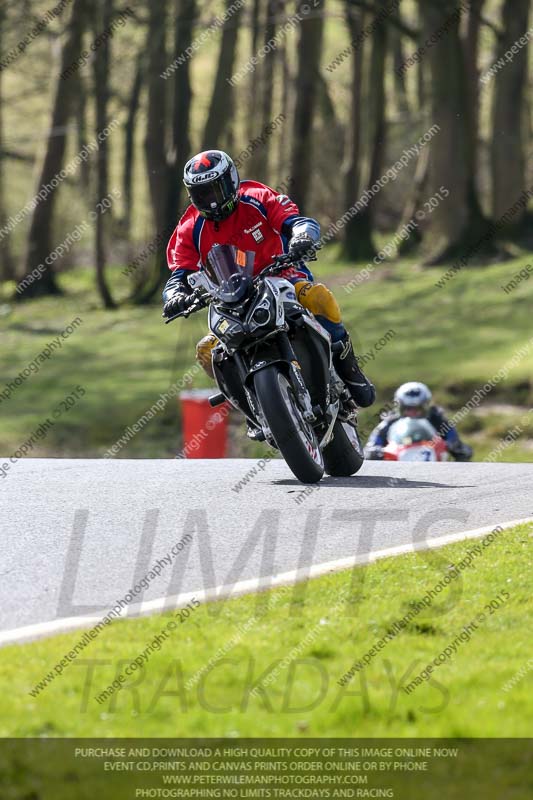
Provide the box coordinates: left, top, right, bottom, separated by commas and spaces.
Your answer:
288, 233, 316, 260
162, 292, 190, 319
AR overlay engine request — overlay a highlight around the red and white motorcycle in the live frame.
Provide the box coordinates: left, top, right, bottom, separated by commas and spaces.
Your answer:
382, 418, 449, 462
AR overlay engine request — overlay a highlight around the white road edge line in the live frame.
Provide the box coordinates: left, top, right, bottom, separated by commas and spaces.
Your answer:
1, 516, 532, 647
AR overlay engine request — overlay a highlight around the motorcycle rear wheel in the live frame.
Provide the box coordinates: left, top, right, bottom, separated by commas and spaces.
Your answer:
323, 420, 364, 477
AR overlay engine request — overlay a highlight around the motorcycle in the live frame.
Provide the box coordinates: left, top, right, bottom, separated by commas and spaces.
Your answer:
165, 244, 365, 484
381, 418, 449, 462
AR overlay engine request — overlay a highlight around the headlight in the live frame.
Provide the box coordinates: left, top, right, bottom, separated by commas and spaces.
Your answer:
252, 307, 271, 326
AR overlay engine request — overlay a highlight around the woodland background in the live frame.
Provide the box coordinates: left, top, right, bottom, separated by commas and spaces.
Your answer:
0, 0, 532, 461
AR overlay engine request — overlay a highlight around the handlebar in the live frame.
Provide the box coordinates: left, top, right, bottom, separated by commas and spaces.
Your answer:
253, 247, 320, 284
164, 248, 321, 323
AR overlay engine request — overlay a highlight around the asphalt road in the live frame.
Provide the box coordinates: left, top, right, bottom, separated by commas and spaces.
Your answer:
1, 458, 532, 641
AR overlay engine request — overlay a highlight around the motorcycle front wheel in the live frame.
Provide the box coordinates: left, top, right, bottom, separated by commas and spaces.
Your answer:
254, 366, 324, 484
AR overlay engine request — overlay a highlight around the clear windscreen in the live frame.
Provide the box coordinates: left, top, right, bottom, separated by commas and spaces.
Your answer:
388, 418, 437, 444
203, 245, 255, 303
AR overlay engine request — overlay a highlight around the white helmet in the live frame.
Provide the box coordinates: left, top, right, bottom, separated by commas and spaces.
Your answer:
394, 382, 432, 416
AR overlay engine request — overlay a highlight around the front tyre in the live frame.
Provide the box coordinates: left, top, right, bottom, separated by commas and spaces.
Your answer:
254, 366, 324, 484
323, 420, 364, 477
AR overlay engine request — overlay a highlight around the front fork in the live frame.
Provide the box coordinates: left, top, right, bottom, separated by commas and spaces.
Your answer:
276, 331, 316, 422
233, 332, 317, 435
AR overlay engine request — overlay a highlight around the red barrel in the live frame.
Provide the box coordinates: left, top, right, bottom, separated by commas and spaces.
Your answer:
180, 389, 230, 458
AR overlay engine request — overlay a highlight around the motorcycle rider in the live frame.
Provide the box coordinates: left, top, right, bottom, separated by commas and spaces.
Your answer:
365, 381, 473, 461
162, 150, 376, 424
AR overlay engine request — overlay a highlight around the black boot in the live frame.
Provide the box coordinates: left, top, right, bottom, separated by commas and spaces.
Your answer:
447, 441, 473, 462
333, 335, 376, 408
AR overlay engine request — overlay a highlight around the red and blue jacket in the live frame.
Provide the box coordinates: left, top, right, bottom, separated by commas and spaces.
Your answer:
164, 180, 320, 296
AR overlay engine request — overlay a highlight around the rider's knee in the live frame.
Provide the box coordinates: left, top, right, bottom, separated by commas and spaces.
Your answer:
196, 334, 218, 378
293, 281, 342, 324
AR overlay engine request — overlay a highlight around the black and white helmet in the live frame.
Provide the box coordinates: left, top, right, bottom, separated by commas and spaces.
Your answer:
183, 150, 240, 221
394, 382, 432, 416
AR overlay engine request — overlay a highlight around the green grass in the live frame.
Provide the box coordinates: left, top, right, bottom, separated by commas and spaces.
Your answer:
1, 522, 531, 739
0, 266, 212, 458
1, 247, 532, 460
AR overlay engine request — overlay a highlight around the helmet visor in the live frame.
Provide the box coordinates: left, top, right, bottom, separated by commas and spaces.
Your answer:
188, 172, 236, 216
401, 404, 427, 418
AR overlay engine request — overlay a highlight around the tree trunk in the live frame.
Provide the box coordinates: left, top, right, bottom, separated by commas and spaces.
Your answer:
144, 0, 169, 241
391, 3, 410, 115
19, 0, 87, 298
246, 0, 261, 142
92, 0, 116, 308
317, 72, 344, 172
341, 2, 375, 260
395, 0, 428, 251
201, 0, 244, 149
416, 51, 425, 113
135, 0, 197, 304
0, 0, 14, 282
396, 143, 429, 252
366, 1, 388, 224
168, 0, 196, 223
313, 73, 344, 225
418, 0, 490, 265
463, 0, 485, 200
415, 2, 425, 113
491, 0, 530, 226
134, 0, 170, 303
249, 0, 277, 180
75, 73, 90, 190
122, 49, 144, 235
276, 36, 291, 185
290, 0, 325, 213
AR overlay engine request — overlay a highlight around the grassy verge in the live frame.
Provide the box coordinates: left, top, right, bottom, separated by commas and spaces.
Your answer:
1, 522, 531, 738
0, 248, 532, 459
